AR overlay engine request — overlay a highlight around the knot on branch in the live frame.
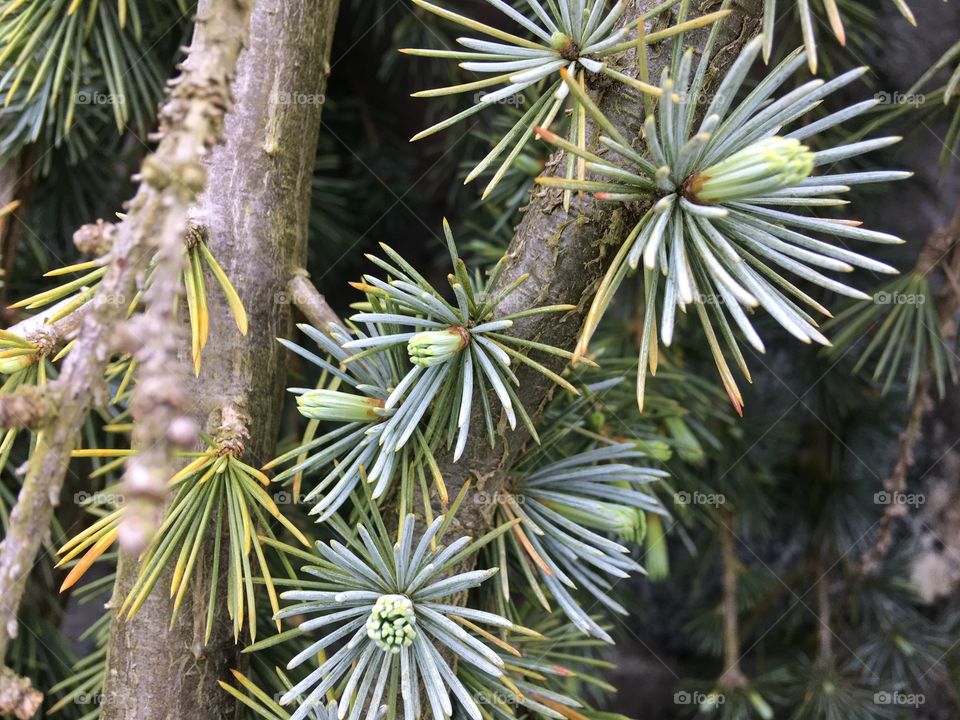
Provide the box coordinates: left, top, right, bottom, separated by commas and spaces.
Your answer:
0, 667, 42, 720
124, 461, 168, 504
184, 221, 207, 250
122, 311, 185, 361
129, 376, 194, 452
214, 405, 250, 457
160, 74, 234, 152
139, 155, 208, 201
130, 376, 189, 417
167, 416, 200, 448
73, 220, 116, 257
0, 387, 57, 429
25, 328, 59, 358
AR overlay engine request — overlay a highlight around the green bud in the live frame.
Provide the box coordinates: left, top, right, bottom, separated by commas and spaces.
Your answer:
634, 439, 673, 463
689, 136, 814, 205
296, 389, 384, 422
407, 328, 468, 367
644, 513, 670, 581
550, 31, 571, 51
663, 416, 704, 465
366, 594, 416, 653
546, 497, 643, 540
612, 506, 646, 542
587, 411, 606, 432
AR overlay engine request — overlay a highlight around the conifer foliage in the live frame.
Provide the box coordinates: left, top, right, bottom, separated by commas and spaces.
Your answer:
0, 1, 958, 720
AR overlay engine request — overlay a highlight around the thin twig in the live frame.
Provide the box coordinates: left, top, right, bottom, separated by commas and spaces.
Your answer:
0, 0, 254, 683
816, 555, 833, 668
860, 200, 960, 574
718, 510, 747, 689
288, 270, 345, 335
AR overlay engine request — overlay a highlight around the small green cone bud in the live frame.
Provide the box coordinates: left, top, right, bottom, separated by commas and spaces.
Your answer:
550, 31, 578, 60
550, 31, 571, 51
634, 438, 673, 463
547, 497, 643, 540
664, 416, 705, 465
613, 506, 646, 543
587, 411, 606, 432
644, 513, 669, 581
296, 389, 384, 422
407, 328, 468, 367
689, 136, 814, 205
366, 594, 416, 653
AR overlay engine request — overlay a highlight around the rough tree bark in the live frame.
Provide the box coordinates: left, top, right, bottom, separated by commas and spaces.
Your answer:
99, 1, 340, 718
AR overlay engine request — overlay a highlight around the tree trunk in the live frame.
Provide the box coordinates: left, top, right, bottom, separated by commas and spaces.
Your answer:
99, 1, 340, 717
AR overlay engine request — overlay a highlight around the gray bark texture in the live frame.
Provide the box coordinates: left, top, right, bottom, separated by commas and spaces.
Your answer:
99, 0, 340, 717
